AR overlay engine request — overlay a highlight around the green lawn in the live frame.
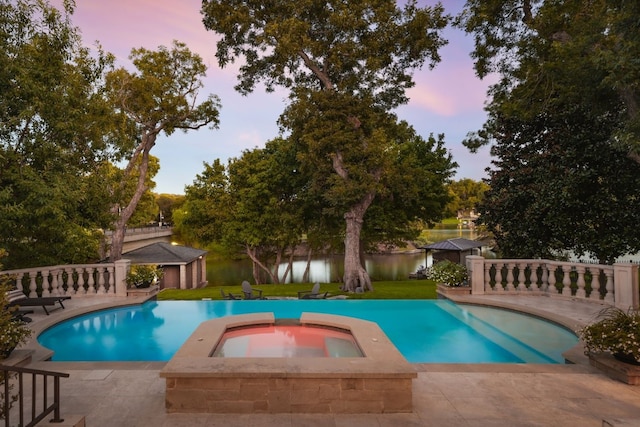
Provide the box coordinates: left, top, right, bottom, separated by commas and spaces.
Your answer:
157, 279, 438, 300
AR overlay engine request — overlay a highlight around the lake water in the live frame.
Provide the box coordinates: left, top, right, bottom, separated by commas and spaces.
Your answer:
208, 228, 478, 285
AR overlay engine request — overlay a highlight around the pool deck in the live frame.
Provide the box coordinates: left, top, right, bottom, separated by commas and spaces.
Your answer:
7, 294, 640, 426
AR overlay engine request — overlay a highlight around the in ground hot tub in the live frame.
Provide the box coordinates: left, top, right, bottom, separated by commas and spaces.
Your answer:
212, 321, 364, 358
160, 312, 417, 414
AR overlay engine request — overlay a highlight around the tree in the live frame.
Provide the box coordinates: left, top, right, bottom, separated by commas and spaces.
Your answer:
104, 41, 221, 260
444, 179, 489, 217
478, 106, 640, 264
225, 138, 309, 284
456, 0, 640, 162
0, 0, 116, 268
155, 193, 185, 225
456, 1, 640, 262
178, 159, 232, 247
201, 0, 450, 291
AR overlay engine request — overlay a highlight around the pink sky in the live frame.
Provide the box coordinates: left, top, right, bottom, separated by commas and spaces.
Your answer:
51, 0, 493, 194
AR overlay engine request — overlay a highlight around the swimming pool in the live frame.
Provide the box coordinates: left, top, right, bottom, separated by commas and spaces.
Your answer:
37, 299, 578, 363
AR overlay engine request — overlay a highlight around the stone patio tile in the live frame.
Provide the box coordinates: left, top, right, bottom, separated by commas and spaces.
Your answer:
334, 414, 380, 427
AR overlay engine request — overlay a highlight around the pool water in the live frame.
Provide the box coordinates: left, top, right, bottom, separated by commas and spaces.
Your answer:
37, 300, 578, 363
212, 324, 364, 358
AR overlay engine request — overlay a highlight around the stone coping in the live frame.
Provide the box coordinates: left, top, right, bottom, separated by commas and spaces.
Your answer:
160, 312, 417, 380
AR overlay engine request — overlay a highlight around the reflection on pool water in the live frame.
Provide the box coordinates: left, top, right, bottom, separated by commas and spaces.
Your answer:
38, 300, 578, 363
212, 324, 364, 358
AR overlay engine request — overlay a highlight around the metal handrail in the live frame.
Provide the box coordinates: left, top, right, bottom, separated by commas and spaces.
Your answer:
1, 364, 70, 427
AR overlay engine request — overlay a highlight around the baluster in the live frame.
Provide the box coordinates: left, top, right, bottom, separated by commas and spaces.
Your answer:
87, 267, 96, 295
484, 263, 492, 292
107, 267, 115, 294
547, 264, 556, 295
66, 267, 76, 295
575, 265, 586, 298
14, 272, 24, 293
41, 269, 51, 297
561, 265, 572, 296
539, 263, 548, 292
29, 272, 38, 297
97, 267, 107, 294
505, 262, 516, 292
531, 262, 541, 292
517, 262, 528, 291
494, 262, 504, 292
604, 268, 614, 304
50, 269, 61, 296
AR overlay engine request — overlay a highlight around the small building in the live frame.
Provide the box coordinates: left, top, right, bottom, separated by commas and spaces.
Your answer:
420, 238, 484, 267
121, 242, 208, 290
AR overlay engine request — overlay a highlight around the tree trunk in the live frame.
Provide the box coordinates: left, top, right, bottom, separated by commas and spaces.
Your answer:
302, 247, 313, 283
341, 192, 376, 293
109, 135, 155, 261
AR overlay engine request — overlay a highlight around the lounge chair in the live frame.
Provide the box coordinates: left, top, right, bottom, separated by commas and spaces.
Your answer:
297, 282, 328, 299
9, 307, 33, 323
7, 289, 71, 315
241, 280, 265, 300
220, 288, 239, 300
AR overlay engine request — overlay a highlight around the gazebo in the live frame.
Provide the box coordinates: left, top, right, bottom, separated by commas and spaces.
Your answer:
120, 242, 208, 290
420, 238, 484, 266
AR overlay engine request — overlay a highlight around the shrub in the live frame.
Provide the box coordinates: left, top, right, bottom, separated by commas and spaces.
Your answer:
425, 260, 469, 287
580, 307, 640, 363
126, 264, 164, 289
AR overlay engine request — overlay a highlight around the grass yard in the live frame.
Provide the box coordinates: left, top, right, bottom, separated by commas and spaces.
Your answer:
157, 279, 438, 300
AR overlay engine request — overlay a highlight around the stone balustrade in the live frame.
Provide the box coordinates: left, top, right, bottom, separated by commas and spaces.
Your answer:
466, 256, 639, 310
0, 260, 131, 298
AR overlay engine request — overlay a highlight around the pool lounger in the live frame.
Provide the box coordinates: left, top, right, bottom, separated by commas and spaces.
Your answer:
7, 289, 71, 315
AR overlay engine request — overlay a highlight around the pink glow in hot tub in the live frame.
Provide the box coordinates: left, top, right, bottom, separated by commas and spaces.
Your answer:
212, 324, 364, 358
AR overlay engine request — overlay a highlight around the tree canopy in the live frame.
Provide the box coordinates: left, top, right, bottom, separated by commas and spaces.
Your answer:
0, 0, 115, 268
104, 40, 221, 260
457, 0, 640, 263
457, 0, 640, 162
201, 0, 452, 291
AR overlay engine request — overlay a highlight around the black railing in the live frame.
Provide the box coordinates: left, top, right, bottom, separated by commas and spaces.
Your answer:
1, 364, 69, 427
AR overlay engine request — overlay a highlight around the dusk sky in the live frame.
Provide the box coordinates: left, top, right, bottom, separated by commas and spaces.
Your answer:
51, 0, 494, 195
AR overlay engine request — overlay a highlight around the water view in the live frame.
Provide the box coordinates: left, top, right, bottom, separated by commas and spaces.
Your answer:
208, 228, 478, 285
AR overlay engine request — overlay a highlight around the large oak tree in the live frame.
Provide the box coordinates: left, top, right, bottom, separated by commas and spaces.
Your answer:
201, 0, 451, 291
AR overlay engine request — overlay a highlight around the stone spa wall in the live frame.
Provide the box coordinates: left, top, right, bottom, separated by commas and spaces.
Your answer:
160, 312, 417, 413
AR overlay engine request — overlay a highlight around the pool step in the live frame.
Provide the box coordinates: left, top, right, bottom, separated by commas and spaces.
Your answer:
438, 302, 557, 363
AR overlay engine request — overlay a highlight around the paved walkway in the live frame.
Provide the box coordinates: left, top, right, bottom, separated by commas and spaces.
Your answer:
6, 295, 640, 426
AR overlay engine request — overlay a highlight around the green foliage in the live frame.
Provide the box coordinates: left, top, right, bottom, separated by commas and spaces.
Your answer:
444, 179, 489, 217
125, 264, 164, 289
155, 193, 185, 225
105, 40, 221, 260
456, 0, 640, 159
457, 1, 640, 263
477, 106, 640, 263
0, 0, 116, 268
425, 260, 469, 287
201, 0, 452, 291
0, 249, 32, 417
580, 307, 640, 362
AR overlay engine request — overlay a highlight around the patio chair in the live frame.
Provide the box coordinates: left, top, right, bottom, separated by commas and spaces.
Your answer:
7, 289, 71, 315
220, 288, 239, 300
241, 280, 265, 300
297, 282, 328, 299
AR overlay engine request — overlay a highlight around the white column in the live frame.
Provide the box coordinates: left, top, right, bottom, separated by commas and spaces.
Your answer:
180, 265, 187, 290
114, 259, 131, 297
613, 263, 639, 310
466, 256, 485, 295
